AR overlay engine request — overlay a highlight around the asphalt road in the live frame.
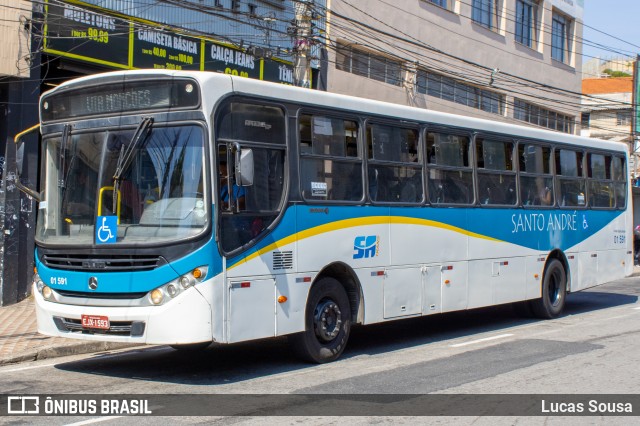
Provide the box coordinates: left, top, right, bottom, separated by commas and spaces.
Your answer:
2, 275, 640, 425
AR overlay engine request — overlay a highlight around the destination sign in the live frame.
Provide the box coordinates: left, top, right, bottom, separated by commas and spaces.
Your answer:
41, 79, 200, 122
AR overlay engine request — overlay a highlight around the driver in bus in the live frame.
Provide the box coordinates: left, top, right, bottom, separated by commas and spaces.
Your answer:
219, 160, 246, 210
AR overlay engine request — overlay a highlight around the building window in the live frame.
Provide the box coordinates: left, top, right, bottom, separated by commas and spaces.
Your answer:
427, 0, 449, 8
552, 12, 571, 63
514, 98, 574, 133
580, 112, 590, 129
472, 0, 497, 29
336, 43, 403, 87
515, 0, 537, 48
616, 111, 632, 126
416, 70, 505, 116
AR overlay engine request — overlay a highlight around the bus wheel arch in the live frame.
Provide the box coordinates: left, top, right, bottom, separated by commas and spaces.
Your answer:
315, 262, 364, 325
530, 254, 567, 319
547, 249, 571, 292
288, 263, 362, 363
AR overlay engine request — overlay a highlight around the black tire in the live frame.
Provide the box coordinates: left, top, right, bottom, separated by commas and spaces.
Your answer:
170, 341, 211, 351
530, 259, 566, 319
288, 277, 351, 364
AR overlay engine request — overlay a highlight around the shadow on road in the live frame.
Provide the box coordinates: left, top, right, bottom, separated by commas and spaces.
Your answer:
54, 277, 638, 386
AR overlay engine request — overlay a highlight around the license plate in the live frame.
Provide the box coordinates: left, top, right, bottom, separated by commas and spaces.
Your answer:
81, 315, 110, 330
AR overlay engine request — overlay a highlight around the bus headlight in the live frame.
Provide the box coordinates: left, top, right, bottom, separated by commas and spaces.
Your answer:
166, 284, 178, 297
150, 289, 164, 305
179, 276, 193, 289
148, 265, 208, 305
42, 286, 53, 300
33, 273, 45, 293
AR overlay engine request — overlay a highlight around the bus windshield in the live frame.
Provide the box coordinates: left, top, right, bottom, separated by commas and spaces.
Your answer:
36, 124, 207, 246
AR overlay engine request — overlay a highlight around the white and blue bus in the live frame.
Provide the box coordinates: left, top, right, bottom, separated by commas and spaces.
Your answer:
25, 70, 632, 363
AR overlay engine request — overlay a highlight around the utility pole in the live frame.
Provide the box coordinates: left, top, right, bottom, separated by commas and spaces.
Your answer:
633, 55, 640, 183
292, 0, 313, 88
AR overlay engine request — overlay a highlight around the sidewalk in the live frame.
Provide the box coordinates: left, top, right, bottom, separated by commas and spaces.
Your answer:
0, 296, 134, 366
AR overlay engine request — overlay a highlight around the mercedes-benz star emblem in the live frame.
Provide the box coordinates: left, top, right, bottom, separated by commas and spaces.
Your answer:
89, 277, 98, 291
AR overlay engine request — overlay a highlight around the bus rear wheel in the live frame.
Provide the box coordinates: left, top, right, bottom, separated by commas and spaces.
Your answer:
530, 259, 566, 319
289, 277, 351, 364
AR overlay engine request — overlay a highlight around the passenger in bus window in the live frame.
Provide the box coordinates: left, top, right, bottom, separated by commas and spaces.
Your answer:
536, 177, 552, 206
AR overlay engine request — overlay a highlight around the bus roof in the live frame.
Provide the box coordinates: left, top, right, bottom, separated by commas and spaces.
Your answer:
45, 69, 627, 154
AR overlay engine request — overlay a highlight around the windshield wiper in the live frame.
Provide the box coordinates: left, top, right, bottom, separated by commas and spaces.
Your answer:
58, 124, 72, 189
112, 117, 153, 213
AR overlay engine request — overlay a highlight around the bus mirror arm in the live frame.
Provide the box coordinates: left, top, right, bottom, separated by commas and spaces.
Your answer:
13, 124, 41, 202
235, 147, 254, 187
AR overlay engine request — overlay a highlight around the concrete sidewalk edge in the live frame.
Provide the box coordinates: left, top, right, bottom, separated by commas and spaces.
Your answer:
0, 342, 139, 367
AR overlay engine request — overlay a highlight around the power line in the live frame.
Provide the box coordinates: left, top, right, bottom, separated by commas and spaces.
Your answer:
322, 0, 631, 110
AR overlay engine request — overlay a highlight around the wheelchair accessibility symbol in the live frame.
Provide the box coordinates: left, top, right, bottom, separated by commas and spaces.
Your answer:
96, 216, 117, 244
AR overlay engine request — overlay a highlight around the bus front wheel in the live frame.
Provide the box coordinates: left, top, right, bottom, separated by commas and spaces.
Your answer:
289, 277, 351, 364
530, 259, 566, 319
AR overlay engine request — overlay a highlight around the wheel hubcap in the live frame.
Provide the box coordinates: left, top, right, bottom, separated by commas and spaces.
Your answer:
548, 269, 562, 307
314, 299, 342, 342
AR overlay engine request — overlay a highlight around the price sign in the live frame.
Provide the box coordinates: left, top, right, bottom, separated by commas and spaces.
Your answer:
44, 2, 130, 68
203, 41, 260, 79
132, 27, 202, 70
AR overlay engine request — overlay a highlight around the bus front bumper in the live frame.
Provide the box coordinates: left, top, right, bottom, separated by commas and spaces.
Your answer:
34, 284, 213, 345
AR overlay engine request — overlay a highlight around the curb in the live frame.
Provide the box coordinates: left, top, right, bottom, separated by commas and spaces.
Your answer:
0, 342, 139, 367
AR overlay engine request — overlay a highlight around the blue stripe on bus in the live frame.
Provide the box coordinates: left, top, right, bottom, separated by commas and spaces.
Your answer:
228, 205, 625, 267
36, 236, 221, 294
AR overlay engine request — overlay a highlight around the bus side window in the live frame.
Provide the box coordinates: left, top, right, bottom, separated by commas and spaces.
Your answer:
367, 124, 422, 204
588, 153, 615, 209
216, 101, 287, 253
612, 156, 627, 209
476, 137, 516, 206
555, 148, 585, 208
518, 143, 553, 207
299, 114, 362, 202
426, 131, 472, 205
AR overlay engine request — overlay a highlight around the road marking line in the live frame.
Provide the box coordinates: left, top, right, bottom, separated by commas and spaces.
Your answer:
450, 333, 514, 348
64, 416, 123, 426
1, 363, 57, 373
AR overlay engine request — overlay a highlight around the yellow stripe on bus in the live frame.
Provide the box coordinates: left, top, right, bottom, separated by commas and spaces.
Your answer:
228, 216, 501, 270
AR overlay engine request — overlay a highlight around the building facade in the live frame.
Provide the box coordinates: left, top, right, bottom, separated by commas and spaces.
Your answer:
0, 0, 33, 155
325, 0, 584, 134
581, 77, 634, 173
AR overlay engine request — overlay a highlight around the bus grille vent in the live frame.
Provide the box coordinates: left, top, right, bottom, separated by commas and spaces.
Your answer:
273, 251, 293, 270
42, 254, 162, 272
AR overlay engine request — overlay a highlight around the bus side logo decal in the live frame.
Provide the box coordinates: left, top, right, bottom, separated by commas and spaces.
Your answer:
353, 236, 379, 259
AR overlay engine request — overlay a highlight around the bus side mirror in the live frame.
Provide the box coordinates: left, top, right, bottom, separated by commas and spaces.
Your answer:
235, 148, 254, 186
13, 124, 41, 201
